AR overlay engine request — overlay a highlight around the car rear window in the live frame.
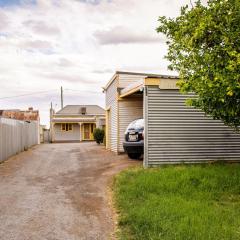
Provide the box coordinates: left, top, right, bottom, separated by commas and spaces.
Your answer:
127, 119, 144, 130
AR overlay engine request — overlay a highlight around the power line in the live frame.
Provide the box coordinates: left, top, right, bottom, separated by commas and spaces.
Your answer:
65, 89, 100, 94
0, 89, 57, 100
0, 88, 102, 101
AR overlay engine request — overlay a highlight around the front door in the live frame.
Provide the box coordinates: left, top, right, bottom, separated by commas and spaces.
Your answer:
84, 124, 90, 140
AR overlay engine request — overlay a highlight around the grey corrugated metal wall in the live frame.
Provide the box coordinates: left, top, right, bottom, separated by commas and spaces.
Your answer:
144, 87, 240, 166
0, 118, 39, 163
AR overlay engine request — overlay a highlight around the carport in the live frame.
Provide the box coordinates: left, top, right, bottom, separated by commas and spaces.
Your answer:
104, 72, 147, 153
104, 71, 240, 167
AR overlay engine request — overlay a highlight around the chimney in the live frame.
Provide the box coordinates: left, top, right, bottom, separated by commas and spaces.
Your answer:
80, 107, 86, 115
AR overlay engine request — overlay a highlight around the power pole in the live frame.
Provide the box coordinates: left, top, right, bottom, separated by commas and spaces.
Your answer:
50, 102, 53, 142
61, 86, 63, 109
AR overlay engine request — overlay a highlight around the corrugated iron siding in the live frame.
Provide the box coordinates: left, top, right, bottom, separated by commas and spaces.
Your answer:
118, 97, 143, 152
145, 86, 240, 166
105, 78, 118, 152
118, 74, 146, 88
0, 118, 39, 163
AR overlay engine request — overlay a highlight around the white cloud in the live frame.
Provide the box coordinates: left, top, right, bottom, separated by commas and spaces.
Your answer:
23, 20, 61, 36
0, 10, 9, 30
94, 26, 165, 45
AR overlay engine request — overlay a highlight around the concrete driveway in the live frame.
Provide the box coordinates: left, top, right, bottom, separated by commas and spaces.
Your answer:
0, 142, 139, 240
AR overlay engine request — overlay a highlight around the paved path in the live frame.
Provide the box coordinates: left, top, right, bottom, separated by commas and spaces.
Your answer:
0, 143, 139, 240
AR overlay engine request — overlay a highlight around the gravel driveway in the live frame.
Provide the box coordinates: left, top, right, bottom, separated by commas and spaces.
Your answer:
0, 142, 139, 240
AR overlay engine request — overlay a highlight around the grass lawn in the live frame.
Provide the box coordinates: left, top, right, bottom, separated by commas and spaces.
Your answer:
113, 164, 240, 240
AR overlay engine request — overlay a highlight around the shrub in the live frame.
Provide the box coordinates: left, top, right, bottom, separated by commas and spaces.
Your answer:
93, 128, 105, 144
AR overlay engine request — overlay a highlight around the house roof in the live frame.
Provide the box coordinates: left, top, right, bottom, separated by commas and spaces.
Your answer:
55, 105, 105, 115
0, 108, 39, 121
103, 71, 179, 90
115, 71, 178, 78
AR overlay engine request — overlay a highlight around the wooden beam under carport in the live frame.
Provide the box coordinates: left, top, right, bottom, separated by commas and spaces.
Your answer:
119, 85, 143, 99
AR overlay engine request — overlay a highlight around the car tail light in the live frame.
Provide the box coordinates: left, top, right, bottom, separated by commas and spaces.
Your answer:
139, 132, 144, 140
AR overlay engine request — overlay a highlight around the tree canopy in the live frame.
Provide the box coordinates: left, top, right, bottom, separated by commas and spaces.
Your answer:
157, 0, 240, 130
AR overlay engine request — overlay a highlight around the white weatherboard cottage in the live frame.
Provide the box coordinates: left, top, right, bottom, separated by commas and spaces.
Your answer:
104, 71, 240, 167
50, 105, 105, 142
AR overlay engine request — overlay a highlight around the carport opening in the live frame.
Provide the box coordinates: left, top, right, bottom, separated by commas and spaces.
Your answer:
118, 90, 144, 160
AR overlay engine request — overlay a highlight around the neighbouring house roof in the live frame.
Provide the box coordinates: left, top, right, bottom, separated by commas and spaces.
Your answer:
55, 105, 105, 116
103, 71, 179, 90
0, 108, 39, 121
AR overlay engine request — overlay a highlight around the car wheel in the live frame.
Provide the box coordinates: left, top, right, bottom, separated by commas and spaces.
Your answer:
127, 152, 141, 159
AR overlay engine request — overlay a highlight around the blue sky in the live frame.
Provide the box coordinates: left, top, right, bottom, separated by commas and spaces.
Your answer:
0, 0, 36, 7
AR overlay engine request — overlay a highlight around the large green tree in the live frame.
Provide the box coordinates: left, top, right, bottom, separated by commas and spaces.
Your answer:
157, 0, 240, 130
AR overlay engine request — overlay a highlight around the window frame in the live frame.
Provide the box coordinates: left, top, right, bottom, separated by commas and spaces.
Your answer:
61, 123, 66, 131
61, 123, 73, 132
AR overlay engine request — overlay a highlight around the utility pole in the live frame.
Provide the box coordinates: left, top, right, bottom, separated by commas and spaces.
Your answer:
50, 102, 52, 122
50, 102, 53, 143
61, 86, 63, 109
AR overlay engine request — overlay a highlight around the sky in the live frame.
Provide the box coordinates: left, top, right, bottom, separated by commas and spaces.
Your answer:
0, 0, 205, 126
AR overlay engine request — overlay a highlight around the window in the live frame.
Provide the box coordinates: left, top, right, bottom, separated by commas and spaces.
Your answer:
61, 123, 73, 131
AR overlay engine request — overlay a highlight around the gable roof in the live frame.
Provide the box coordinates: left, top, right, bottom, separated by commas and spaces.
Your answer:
103, 71, 179, 90
55, 105, 105, 115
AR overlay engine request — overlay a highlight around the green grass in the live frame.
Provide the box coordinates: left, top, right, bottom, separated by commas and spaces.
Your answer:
113, 164, 240, 240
